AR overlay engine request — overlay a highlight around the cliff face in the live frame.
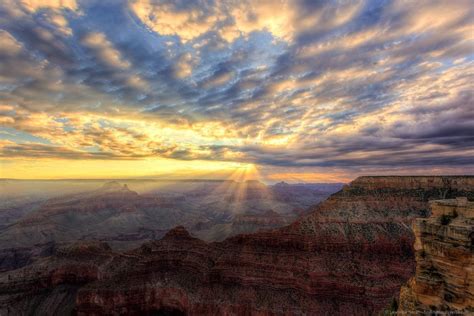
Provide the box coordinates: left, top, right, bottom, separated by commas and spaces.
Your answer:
0, 176, 473, 315
399, 198, 474, 313
301, 176, 474, 224
348, 176, 473, 191
1, 226, 412, 315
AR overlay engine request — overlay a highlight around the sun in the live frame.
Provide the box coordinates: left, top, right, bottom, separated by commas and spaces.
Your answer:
228, 163, 261, 183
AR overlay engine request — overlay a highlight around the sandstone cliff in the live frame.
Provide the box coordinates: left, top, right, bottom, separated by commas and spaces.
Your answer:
399, 197, 474, 313
0, 176, 472, 315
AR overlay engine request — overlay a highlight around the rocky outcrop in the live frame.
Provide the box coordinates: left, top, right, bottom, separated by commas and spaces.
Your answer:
230, 209, 291, 233
0, 241, 114, 316
0, 225, 412, 315
347, 176, 474, 192
0, 242, 56, 272
399, 197, 474, 313
0, 176, 472, 315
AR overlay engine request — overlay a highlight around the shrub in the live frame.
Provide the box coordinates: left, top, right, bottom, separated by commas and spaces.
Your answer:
440, 214, 451, 225
452, 209, 458, 219
381, 297, 399, 315
390, 297, 398, 312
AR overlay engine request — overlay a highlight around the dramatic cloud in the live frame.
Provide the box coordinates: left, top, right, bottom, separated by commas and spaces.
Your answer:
0, 0, 473, 180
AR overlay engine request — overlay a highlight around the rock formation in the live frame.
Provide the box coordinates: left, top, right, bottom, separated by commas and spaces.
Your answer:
0, 180, 338, 256
398, 197, 474, 313
0, 176, 472, 315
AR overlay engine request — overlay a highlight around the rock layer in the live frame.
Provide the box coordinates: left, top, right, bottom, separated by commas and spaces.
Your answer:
1, 176, 473, 315
399, 197, 474, 313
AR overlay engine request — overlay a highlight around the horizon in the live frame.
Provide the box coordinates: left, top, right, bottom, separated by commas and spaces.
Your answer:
2, 174, 473, 186
0, 176, 344, 185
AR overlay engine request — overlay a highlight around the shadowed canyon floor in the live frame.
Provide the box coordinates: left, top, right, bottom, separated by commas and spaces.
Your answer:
0, 176, 473, 315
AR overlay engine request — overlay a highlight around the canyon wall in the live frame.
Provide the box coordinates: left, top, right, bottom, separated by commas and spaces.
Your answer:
399, 197, 474, 313
0, 176, 473, 315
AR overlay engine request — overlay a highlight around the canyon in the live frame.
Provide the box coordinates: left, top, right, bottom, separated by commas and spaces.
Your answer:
399, 197, 473, 313
0, 176, 472, 315
0, 180, 339, 273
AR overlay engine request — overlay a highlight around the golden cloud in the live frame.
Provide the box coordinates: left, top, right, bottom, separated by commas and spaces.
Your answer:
221, 0, 297, 42
129, 0, 299, 43
0, 30, 23, 55
174, 52, 196, 78
82, 32, 131, 69
393, 0, 471, 36
47, 12, 73, 36
129, 0, 220, 43
19, 0, 77, 12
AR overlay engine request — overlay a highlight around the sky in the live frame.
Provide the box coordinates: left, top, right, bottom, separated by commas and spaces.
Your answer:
0, 0, 473, 182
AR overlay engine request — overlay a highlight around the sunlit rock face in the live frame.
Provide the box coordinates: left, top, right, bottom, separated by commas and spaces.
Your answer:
297, 176, 474, 225
399, 198, 474, 313
0, 176, 472, 315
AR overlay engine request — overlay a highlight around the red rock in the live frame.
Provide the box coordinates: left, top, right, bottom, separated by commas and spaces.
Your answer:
399, 198, 474, 312
0, 176, 473, 315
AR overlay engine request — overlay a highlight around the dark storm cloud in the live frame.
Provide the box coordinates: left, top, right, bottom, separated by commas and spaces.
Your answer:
0, 142, 144, 159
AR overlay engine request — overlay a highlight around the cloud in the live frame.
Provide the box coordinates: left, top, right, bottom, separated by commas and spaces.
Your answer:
127, 0, 364, 44
202, 70, 234, 88
221, 0, 298, 42
128, 0, 297, 43
390, 0, 471, 36
0, 141, 128, 160
45, 12, 73, 36
18, 0, 77, 12
129, 0, 220, 43
0, 0, 473, 178
174, 52, 196, 78
0, 30, 23, 55
82, 32, 131, 69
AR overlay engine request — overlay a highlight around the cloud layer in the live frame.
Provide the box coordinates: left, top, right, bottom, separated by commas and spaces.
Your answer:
0, 0, 473, 180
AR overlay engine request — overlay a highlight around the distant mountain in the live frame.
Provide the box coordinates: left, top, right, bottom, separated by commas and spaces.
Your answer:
272, 181, 345, 193
0, 196, 46, 231
0, 182, 189, 251
0, 180, 340, 270
100, 180, 129, 191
